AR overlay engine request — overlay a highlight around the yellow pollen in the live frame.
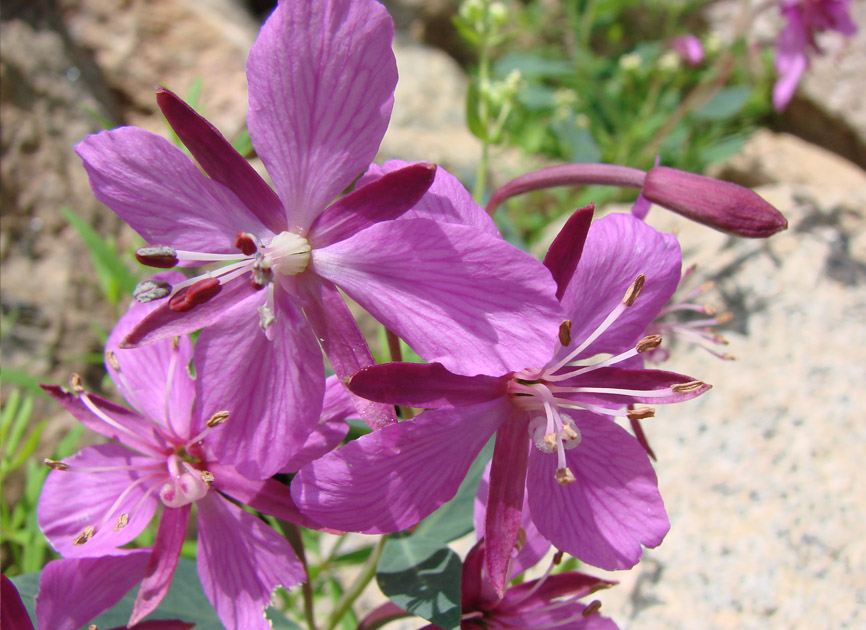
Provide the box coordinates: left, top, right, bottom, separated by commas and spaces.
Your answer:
114, 514, 129, 531
555, 467, 576, 486
106, 350, 121, 371
636, 334, 663, 353
622, 274, 646, 306
558, 320, 573, 346
672, 380, 705, 393
70, 373, 84, 393
207, 410, 229, 427
627, 406, 655, 420
44, 458, 70, 471
515, 527, 527, 552
562, 424, 579, 441
200, 470, 215, 486
544, 433, 558, 450
73, 526, 95, 546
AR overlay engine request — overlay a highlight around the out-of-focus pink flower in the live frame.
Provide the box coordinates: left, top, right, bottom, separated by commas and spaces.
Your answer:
774, 0, 857, 110
670, 35, 704, 66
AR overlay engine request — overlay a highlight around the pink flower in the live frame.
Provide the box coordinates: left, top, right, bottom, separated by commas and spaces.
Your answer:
773, 0, 857, 110
34, 281, 347, 630
76, 0, 562, 479
670, 35, 704, 66
292, 210, 710, 595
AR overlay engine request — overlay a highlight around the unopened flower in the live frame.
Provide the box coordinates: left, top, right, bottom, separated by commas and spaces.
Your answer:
293, 211, 710, 595
773, 0, 857, 110
670, 35, 704, 66
35, 281, 333, 630
76, 0, 562, 478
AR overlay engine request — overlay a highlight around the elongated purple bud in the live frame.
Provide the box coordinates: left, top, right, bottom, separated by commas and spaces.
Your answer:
642, 167, 788, 237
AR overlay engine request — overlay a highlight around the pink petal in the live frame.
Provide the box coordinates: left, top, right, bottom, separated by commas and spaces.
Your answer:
348, 362, 509, 408
196, 493, 304, 630
36, 551, 151, 630
559, 213, 680, 359
155, 87, 286, 234
106, 279, 196, 438
130, 505, 191, 626
295, 274, 395, 429
38, 444, 161, 557
246, 0, 397, 234
292, 400, 508, 533
559, 366, 711, 409
1, 575, 33, 630
543, 203, 594, 300
196, 289, 324, 479
527, 414, 669, 570
309, 162, 437, 248
358, 161, 501, 236
312, 219, 563, 376
75, 127, 272, 252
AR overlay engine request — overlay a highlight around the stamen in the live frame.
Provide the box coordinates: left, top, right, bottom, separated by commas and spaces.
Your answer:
200, 470, 215, 486
73, 526, 95, 546
555, 467, 576, 485
133, 279, 172, 303
583, 600, 602, 617
168, 277, 222, 313
44, 458, 69, 471
70, 373, 84, 393
636, 334, 663, 353
207, 410, 229, 427
258, 305, 276, 331
235, 231, 259, 256
671, 380, 706, 393
252, 255, 273, 289
174, 250, 248, 263
77, 391, 165, 458
114, 513, 129, 531
558, 320, 572, 346
106, 350, 121, 372
135, 245, 178, 269
622, 274, 646, 306
627, 406, 656, 420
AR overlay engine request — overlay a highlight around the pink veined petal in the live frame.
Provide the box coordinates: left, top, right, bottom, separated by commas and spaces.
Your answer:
246, 0, 397, 234
280, 376, 354, 473
196, 493, 304, 630
295, 274, 396, 429
557, 366, 711, 409
122, 274, 263, 348
543, 203, 595, 300
493, 600, 618, 630
36, 551, 151, 630
527, 413, 669, 570
309, 162, 437, 248
155, 87, 286, 234
209, 463, 331, 532
499, 572, 615, 614
291, 399, 509, 533
106, 277, 196, 437
38, 444, 162, 558
197, 288, 325, 479
313, 218, 563, 376
484, 413, 531, 598
75, 127, 273, 251
1, 575, 34, 630
41, 385, 165, 455
559, 213, 681, 360
129, 505, 191, 626
348, 362, 509, 408
773, 8, 810, 110
357, 161, 501, 236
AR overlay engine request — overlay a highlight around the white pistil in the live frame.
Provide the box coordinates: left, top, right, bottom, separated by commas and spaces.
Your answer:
264, 231, 311, 276
174, 250, 250, 262
169, 259, 254, 295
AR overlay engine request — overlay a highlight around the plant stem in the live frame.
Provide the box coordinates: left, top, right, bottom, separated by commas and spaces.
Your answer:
473, 40, 491, 204
282, 521, 318, 630
324, 534, 390, 630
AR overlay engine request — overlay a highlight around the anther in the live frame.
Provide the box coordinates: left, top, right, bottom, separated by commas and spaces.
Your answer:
671, 380, 706, 393
168, 277, 222, 312
235, 231, 258, 256
207, 410, 229, 427
514, 527, 526, 552
258, 305, 275, 331
715, 312, 734, 325
559, 320, 573, 346
44, 458, 70, 471
171, 336, 180, 350
562, 423, 579, 441
544, 433, 557, 451
252, 256, 273, 290
622, 274, 646, 306
555, 467, 576, 486
114, 513, 129, 531
73, 526, 95, 546
553, 551, 564, 565
200, 470, 215, 486
135, 245, 179, 269
627, 406, 655, 420
636, 334, 663, 353
88, 625, 98, 630
583, 600, 602, 617
106, 350, 121, 372
133, 279, 172, 303
69, 373, 84, 393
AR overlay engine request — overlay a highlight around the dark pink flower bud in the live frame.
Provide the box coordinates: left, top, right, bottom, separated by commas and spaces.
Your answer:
642, 166, 788, 237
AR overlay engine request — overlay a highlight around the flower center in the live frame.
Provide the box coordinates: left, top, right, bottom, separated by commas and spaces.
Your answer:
159, 453, 213, 508
263, 231, 311, 276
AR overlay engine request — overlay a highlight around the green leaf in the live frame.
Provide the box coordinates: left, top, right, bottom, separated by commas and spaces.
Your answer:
0, 369, 45, 396
232, 128, 254, 157
694, 86, 752, 121
465, 79, 487, 141
495, 52, 573, 80
414, 438, 493, 543
377, 532, 463, 630
1, 393, 33, 463
7, 420, 47, 472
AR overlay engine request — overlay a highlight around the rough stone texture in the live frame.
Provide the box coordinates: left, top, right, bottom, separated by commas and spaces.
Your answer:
579, 143, 866, 629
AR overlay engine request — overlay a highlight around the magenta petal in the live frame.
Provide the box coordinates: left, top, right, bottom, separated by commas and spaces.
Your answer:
197, 289, 324, 479
75, 127, 272, 251
122, 276, 262, 348
196, 493, 304, 630
130, 505, 190, 626
155, 87, 285, 234
292, 400, 508, 533
38, 444, 161, 557
246, 0, 397, 234
313, 219, 562, 376
543, 203, 595, 300
484, 413, 531, 597
348, 362, 509, 408
1, 575, 33, 630
35, 551, 150, 630
309, 162, 437, 248
561, 366, 711, 408
560, 213, 680, 358
527, 414, 669, 570
358, 161, 500, 236
295, 275, 395, 429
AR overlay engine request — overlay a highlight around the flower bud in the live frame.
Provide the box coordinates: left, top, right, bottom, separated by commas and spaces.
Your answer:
641, 166, 787, 237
